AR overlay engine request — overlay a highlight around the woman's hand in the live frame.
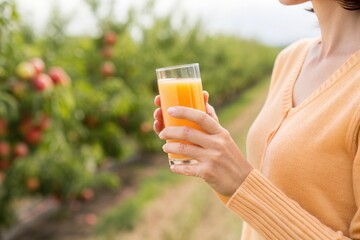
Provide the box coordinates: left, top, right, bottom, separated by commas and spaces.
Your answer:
153, 92, 253, 197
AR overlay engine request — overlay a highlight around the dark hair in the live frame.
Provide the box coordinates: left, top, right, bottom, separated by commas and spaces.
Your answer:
337, 0, 360, 10
308, 0, 360, 12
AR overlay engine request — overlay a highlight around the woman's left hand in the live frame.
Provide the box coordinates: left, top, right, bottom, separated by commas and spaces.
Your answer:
159, 106, 253, 197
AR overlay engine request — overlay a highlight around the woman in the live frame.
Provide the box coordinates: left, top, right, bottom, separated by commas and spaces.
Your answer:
153, 0, 360, 239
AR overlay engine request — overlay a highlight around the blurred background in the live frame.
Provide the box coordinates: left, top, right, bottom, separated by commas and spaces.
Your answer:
0, 0, 317, 239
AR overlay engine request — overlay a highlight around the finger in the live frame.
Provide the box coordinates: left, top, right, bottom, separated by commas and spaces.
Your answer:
202, 91, 218, 122
170, 163, 203, 178
154, 95, 161, 107
206, 104, 219, 122
162, 142, 206, 162
153, 120, 164, 134
153, 108, 163, 121
167, 107, 221, 135
159, 126, 212, 148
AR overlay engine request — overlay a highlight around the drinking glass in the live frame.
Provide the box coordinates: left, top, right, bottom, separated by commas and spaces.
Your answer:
156, 63, 205, 165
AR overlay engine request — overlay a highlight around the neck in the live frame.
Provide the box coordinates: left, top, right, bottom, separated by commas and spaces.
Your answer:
312, 0, 360, 57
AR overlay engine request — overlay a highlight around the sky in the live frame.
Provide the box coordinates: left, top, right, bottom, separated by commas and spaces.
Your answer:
14, 0, 321, 46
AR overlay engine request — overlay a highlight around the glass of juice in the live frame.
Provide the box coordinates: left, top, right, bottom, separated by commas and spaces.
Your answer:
156, 63, 206, 165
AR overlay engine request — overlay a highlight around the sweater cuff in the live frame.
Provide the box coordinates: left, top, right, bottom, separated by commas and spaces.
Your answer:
225, 170, 342, 239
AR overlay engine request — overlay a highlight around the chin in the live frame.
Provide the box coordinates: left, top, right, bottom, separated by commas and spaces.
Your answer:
279, 0, 309, 5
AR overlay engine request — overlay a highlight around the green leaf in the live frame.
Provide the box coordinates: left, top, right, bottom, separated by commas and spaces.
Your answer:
0, 91, 18, 119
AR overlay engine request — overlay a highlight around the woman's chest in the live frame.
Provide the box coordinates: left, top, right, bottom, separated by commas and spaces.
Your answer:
292, 53, 351, 107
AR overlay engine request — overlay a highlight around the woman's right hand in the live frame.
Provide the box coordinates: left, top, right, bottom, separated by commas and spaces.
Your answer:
154, 92, 252, 196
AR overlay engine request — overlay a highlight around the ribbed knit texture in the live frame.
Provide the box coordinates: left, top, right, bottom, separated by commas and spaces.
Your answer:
222, 38, 360, 239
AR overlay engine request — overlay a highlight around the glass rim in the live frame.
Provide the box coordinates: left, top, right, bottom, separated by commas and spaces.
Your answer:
156, 63, 199, 72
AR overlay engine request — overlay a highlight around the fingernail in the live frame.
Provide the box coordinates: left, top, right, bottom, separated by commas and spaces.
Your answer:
162, 144, 167, 152
168, 107, 176, 115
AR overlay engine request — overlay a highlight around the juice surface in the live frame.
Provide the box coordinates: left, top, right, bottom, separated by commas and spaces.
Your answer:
158, 78, 205, 160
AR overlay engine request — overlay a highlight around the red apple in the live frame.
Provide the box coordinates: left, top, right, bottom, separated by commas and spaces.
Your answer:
30, 58, 45, 75
48, 67, 71, 85
85, 115, 98, 128
81, 188, 94, 201
84, 213, 97, 225
13, 142, 29, 158
38, 113, 51, 130
19, 115, 32, 135
26, 177, 40, 191
140, 122, 151, 133
101, 61, 115, 77
103, 31, 117, 45
16, 62, 36, 80
0, 141, 10, 158
0, 159, 10, 170
32, 73, 53, 92
25, 128, 42, 145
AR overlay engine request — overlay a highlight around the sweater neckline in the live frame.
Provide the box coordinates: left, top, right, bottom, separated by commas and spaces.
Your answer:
282, 38, 360, 116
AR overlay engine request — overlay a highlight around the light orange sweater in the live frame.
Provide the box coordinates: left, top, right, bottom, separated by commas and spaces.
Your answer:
220, 38, 360, 239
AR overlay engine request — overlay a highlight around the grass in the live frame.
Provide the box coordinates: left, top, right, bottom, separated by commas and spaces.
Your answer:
95, 169, 181, 237
160, 186, 210, 240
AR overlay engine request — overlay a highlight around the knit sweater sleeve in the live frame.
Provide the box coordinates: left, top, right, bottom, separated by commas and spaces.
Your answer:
220, 133, 360, 239
226, 170, 354, 239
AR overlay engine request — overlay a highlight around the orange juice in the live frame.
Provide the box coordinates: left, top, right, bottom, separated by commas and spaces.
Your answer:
158, 77, 205, 161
